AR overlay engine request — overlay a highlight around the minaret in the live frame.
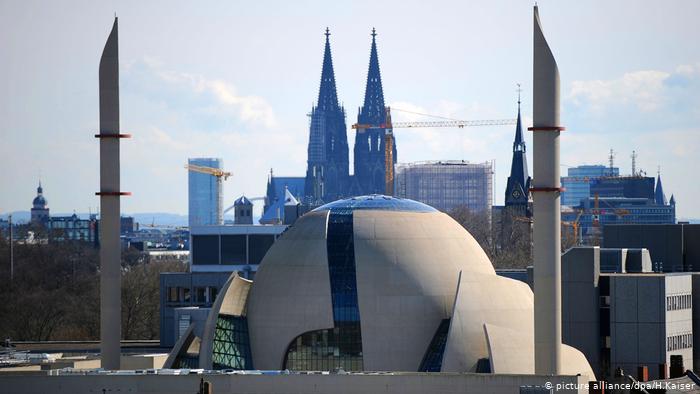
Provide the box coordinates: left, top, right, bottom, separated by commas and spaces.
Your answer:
504, 88, 532, 216
530, 5, 563, 375
304, 28, 350, 203
96, 17, 129, 370
354, 28, 395, 195
655, 170, 667, 205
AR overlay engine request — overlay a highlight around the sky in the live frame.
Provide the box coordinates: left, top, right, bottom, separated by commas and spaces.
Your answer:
1, 0, 699, 220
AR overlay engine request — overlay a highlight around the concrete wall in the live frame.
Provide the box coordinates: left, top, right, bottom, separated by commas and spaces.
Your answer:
561, 247, 601, 376
609, 274, 693, 379
0, 373, 590, 394
603, 225, 686, 272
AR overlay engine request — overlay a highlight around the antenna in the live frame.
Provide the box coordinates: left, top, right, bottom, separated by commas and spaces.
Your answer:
631, 150, 638, 176
608, 148, 615, 173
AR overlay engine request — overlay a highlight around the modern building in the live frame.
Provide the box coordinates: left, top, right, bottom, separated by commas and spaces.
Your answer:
304, 28, 350, 203
160, 223, 287, 347
188, 157, 223, 228
165, 195, 593, 377
603, 224, 700, 272
561, 165, 619, 207
30, 182, 50, 225
395, 160, 493, 214
561, 247, 693, 380
352, 29, 395, 197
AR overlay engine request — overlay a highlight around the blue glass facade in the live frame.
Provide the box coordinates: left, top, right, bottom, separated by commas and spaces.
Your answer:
188, 158, 223, 227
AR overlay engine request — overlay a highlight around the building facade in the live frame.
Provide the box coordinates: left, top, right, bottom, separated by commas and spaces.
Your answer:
188, 158, 223, 228
160, 223, 287, 347
395, 160, 493, 214
47, 214, 98, 244
561, 165, 619, 207
561, 247, 694, 380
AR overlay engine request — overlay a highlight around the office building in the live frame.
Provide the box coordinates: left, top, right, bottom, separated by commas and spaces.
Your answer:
561, 165, 619, 207
561, 247, 693, 380
188, 158, 223, 228
395, 161, 492, 213
159, 223, 286, 347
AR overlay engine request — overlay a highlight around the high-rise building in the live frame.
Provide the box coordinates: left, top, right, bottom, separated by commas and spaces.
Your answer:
304, 28, 350, 203
353, 28, 395, 196
395, 161, 492, 213
30, 182, 50, 225
561, 165, 619, 207
503, 100, 532, 217
188, 158, 223, 228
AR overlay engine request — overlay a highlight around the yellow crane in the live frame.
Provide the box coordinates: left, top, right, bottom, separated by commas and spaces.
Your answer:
184, 164, 232, 180
352, 107, 517, 195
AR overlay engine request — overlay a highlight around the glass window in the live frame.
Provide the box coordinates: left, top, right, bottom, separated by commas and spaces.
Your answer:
284, 209, 364, 371
419, 319, 451, 372
192, 235, 220, 265
212, 315, 253, 370
221, 234, 247, 264
249, 234, 275, 265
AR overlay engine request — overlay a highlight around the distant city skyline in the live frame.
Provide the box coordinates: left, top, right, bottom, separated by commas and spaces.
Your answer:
1, 0, 699, 219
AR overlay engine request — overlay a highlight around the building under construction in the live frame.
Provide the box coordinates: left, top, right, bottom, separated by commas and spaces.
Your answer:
395, 160, 493, 214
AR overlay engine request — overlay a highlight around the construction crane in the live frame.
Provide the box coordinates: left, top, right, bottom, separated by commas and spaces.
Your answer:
184, 164, 232, 180
352, 107, 517, 195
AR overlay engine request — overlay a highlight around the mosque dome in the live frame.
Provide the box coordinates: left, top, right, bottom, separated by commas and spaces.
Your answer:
170, 195, 593, 378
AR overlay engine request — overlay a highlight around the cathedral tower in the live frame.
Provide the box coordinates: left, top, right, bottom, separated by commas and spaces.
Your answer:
304, 28, 350, 203
353, 28, 396, 195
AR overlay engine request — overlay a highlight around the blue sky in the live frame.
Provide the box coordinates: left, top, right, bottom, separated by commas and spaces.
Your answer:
1, 0, 699, 220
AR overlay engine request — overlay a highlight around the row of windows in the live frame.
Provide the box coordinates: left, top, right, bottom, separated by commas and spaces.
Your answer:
667, 333, 693, 351
166, 286, 218, 305
667, 294, 692, 311
191, 234, 276, 265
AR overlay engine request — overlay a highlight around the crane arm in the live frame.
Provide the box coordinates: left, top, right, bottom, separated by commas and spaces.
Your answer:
185, 164, 232, 180
352, 118, 517, 130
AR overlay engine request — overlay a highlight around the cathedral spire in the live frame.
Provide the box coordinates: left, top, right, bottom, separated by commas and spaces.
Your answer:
655, 170, 667, 205
360, 27, 385, 124
317, 27, 340, 111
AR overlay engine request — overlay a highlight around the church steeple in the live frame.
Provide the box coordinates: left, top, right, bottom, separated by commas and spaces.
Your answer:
655, 170, 667, 205
504, 88, 532, 214
360, 28, 385, 125
317, 27, 340, 112
304, 28, 350, 203
354, 28, 395, 196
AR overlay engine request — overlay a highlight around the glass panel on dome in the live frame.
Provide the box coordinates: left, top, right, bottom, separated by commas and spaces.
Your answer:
211, 315, 253, 370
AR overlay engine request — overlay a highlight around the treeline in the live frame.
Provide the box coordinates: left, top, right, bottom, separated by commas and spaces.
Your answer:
448, 206, 533, 269
0, 239, 186, 341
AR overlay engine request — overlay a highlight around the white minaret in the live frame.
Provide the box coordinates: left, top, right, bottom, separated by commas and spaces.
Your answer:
97, 17, 128, 370
531, 5, 563, 375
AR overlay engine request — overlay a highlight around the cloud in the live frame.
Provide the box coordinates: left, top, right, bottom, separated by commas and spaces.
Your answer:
128, 59, 276, 128
567, 64, 700, 116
